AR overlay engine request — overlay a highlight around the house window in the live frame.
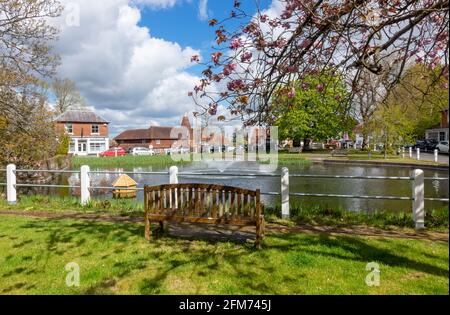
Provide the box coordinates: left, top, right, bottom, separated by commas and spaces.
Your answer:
440, 132, 446, 142
91, 124, 99, 134
69, 140, 75, 152
155, 139, 161, 144
89, 142, 105, 152
65, 123, 73, 134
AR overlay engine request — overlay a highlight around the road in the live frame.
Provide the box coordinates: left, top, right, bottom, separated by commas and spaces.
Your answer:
419, 152, 449, 165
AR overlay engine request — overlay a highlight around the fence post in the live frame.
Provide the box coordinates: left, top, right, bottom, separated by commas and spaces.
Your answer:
169, 166, 178, 208
401, 147, 405, 158
409, 147, 412, 158
281, 167, 289, 219
169, 166, 178, 184
6, 164, 16, 205
80, 165, 90, 206
411, 169, 425, 230
434, 149, 438, 163
416, 148, 420, 160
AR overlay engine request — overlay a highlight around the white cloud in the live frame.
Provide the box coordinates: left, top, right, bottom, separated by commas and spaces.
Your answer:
198, 0, 208, 21
132, 0, 183, 9
52, 0, 201, 136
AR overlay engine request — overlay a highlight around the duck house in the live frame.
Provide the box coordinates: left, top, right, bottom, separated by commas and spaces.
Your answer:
112, 174, 137, 199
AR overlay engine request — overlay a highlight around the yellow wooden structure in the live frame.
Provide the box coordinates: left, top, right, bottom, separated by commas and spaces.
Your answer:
112, 174, 137, 199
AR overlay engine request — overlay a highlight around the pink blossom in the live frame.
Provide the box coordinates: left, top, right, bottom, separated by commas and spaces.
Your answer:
211, 52, 223, 65
227, 79, 247, 92
316, 84, 325, 92
223, 63, 236, 76
240, 51, 252, 62
229, 38, 243, 49
208, 103, 218, 116
190, 55, 199, 62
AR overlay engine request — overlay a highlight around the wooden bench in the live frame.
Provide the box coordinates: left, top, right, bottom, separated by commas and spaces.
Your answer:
144, 184, 265, 248
331, 149, 348, 157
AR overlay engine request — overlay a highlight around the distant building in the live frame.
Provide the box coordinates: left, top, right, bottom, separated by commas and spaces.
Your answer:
426, 109, 449, 142
114, 114, 192, 153
56, 110, 109, 156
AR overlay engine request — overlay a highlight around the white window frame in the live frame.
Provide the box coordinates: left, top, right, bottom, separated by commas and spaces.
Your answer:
155, 139, 161, 144
65, 123, 73, 134
91, 124, 99, 135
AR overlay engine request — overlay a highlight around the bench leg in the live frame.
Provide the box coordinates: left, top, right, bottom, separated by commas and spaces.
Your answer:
255, 217, 263, 249
144, 212, 150, 241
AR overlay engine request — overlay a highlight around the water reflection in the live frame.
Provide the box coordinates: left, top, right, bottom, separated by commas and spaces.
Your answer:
9, 161, 450, 213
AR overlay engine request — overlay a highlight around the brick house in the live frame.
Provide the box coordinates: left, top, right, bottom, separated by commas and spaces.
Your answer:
425, 109, 449, 142
56, 110, 109, 156
114, 114, 192, 153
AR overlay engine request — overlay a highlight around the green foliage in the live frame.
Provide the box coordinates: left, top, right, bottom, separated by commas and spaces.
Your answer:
370, 64, 449, 144
71, 155, 191, 169
56, 132, 70, 155
273, 72, 353, 142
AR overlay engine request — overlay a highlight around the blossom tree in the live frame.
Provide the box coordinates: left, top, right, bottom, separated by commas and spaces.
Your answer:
190, 0, 449, 126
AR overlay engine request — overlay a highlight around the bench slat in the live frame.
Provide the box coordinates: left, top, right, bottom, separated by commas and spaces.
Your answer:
144, 184, 264, 248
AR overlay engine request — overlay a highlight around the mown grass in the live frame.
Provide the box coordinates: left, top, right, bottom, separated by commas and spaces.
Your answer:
0, 215, 447, 294
277, 151, 448, 166
1, 194, 448, 231
71, 155, 191, 169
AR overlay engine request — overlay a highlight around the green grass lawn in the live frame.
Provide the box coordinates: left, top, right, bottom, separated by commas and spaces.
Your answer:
0, 215, 447, 294
277, 151, 448, 166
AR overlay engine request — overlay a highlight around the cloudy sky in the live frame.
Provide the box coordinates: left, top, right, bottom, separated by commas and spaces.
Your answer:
52, 0, 272, 137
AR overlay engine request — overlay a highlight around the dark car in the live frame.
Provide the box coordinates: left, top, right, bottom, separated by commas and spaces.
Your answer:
414, 139, 438, 152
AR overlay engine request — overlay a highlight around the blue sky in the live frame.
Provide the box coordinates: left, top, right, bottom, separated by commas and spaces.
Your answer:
53, 0, 273, 137
138, 0, 271, 75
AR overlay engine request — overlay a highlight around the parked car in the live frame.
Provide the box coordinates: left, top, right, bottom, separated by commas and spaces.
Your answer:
436, 141, 449, 154
99, 147, 126, 157
131, 147, 154, 156
414, 139, 438, 152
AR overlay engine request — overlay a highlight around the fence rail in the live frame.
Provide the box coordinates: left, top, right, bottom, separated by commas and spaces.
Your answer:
2, 163, 449, 230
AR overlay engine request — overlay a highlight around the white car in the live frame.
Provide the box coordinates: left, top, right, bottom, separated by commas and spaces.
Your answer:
131, 147, 154, 156
436, 141, 449, 154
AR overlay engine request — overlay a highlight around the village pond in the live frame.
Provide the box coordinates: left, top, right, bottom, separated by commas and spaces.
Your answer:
7, 161, 448, 214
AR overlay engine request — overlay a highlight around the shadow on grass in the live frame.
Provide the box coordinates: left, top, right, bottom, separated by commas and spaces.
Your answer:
13, 217, 448, 294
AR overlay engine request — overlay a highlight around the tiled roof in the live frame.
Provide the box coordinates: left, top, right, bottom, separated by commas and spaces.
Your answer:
55, 110, 109, 123
149, 126, 178, 139
114, 129, 151, 140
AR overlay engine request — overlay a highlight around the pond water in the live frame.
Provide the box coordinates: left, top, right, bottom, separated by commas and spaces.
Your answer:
15, 160, 448, 213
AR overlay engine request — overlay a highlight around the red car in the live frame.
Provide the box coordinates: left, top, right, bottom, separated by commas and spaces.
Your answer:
99, 147, 127, 157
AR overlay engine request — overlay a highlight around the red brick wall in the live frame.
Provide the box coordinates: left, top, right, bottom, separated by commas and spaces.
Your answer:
56, 122, 108, 137
149, 139, 176, 149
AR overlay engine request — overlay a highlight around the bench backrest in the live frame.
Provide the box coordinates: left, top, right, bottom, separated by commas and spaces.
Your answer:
144, 184, 261, 224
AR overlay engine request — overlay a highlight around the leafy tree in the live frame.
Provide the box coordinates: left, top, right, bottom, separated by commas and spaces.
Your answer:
0, 0, 62, 167
0, 92, 58, 168
56, 132, 70, 156
366, 63, 448, 157
272, 73, 352, 148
